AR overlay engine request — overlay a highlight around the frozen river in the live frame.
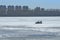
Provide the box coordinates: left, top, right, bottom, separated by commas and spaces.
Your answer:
0, 17, 60, 40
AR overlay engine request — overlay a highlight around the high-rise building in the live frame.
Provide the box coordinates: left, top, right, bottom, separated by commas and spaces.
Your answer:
22, 6, 29, 16
34, 7, 40, 11
33, 7, 40, 16
7, 5, 14, 16
41, 8, 45, 11
15, 6, 22, 16
15, 6, 21, 10
23, 6, 29, 10
0, 5, 6, 16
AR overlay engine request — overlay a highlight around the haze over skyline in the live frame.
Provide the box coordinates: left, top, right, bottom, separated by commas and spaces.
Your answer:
0, 0, 60, 9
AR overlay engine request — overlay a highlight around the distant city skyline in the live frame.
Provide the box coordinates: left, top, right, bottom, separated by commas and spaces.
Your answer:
0, 0, 60, 9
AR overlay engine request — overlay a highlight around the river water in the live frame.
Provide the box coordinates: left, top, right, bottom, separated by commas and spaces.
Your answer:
0, 17, 60, 40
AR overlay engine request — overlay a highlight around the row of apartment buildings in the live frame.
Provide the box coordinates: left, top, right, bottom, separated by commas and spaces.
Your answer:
0, 5, 60, 16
